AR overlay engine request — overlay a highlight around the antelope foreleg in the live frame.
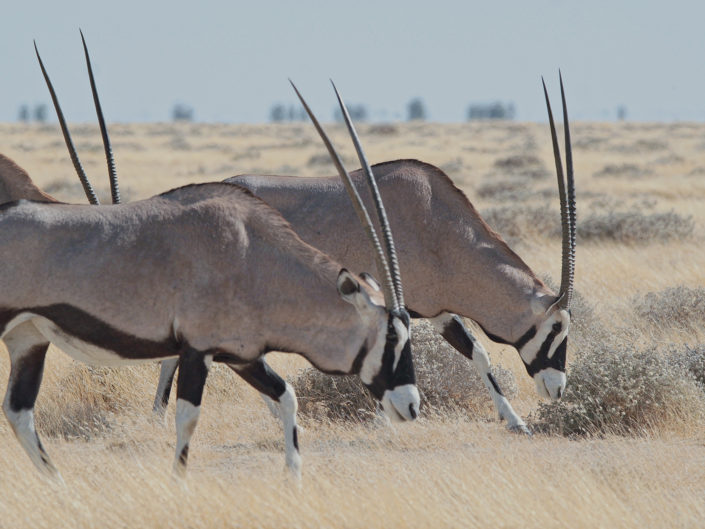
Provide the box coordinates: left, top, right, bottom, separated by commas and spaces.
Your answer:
430, 313, 530, 435
173, 349, 211, 476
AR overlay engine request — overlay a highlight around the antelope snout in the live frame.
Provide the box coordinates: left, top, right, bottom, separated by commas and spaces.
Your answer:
382, 384, 420, 422
534, 368, 567, 401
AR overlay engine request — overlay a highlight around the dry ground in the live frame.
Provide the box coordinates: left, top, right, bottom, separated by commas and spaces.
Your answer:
0, 120, 704, 528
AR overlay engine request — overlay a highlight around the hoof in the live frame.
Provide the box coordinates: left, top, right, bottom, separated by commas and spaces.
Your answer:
508, 423, 532, 436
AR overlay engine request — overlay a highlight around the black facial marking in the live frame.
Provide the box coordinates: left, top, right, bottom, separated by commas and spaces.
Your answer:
513, 326, 538, 350
9, 343, 49, 412
350, 341, 369, 375
176, 347, 210, 407
292, 427, 299, 451
525, 326, 567, 377
487, 373, 505, 397
365, 314, 415, 400
440, 315, 475, 360
408, 403, 417, 419
234, 358, 287, 401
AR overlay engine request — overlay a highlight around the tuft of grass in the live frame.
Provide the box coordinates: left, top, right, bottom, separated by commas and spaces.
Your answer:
36, 365, 134, 440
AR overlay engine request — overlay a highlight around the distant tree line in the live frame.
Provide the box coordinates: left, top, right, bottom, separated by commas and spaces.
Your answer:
17, 104, 48, 123
467, 102, 516, 120
268, 97, 520, 123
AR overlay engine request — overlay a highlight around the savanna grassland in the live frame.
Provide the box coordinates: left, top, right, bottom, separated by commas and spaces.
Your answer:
0, 120, 704, 528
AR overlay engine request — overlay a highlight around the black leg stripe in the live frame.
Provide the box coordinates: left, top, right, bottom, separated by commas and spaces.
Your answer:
176, 347, 209, 407
487, 373, 504, 397
440, 315, 476, 360
178, 445, 189, 466
292, 427, 299, 451
235, 358, 287, 401
9, 344, 49, 412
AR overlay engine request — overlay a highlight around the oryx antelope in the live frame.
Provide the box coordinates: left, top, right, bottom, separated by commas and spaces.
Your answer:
36, 37, 575, 431
156, 77, 577, 432
18, 36, 318, 440
0, 82, 419, 480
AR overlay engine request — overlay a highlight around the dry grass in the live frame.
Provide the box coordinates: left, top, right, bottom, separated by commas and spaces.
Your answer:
1, 120, 705, 527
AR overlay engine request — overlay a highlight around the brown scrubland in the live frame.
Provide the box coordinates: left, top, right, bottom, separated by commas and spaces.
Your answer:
0, 120, 703, 528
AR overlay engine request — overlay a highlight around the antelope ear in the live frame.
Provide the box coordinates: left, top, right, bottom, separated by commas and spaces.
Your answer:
359, 272, 381, 292
337, 269, 361, 300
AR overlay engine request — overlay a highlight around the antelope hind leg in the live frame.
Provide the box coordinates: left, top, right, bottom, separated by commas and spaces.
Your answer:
2, 321, 62, 479
153, 357, 178, 417
430, 312, 530, 435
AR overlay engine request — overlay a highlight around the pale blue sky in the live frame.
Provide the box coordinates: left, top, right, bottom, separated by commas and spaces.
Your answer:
2, 0, 704, 123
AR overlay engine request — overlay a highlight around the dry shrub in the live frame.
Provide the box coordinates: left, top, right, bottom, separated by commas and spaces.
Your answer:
531, 344, 705, 436
481, 204, 558, 245
593, 163, 653, 179
476, 179, 538, 202
366, 123, 398, 135
493, 153, 549, 180
307, 152, 354, 167
577, 210, 693, 243
293, 319, 516, 422
670, 345, 705, 387
634, 286, 705, 335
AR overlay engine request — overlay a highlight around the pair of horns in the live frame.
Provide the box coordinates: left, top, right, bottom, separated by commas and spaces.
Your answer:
543, 73, 576, 310
291, 81, 405, 313
34, 30, 120, 205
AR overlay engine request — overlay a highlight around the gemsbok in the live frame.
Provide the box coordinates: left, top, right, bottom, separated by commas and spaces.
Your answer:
0, 78, 420, 480
34, 37, 575, 433
157, 77, 577, 433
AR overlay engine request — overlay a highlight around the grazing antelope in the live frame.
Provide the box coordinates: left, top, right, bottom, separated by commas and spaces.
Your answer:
1, 80, 419, 480
156, 77, 577, 433
40, 38, 575, 431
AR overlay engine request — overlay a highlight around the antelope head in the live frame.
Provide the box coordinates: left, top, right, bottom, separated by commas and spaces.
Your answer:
293, 81, 419, 422
516, 74, 575, 400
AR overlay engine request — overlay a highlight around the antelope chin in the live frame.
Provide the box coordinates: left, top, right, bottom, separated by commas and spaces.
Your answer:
381, 384, 420, 422
534, 368, 566, 400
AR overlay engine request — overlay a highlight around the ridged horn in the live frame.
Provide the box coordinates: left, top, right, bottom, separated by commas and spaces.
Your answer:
542, 73, 575, 309
34, 41, 100, 205
80, 30, 120, 204
289, 81, 398, 312
330, 81, 405, 310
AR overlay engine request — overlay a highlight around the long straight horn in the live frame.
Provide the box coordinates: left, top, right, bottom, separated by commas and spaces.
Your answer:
559, 72, 576, 309
290, 81, 398, 312
34, 41, 100, 205
542, 74, 575, 309
80, 30, 120, 204
330, 81, 405, 309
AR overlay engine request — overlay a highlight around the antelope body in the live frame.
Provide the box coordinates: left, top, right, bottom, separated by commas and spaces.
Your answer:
0, 181, 419, 480
2, 46, 421, 479
157, 82, 577, 430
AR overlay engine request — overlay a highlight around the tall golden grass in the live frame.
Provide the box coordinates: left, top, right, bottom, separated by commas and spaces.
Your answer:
0, 121, 704, 527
